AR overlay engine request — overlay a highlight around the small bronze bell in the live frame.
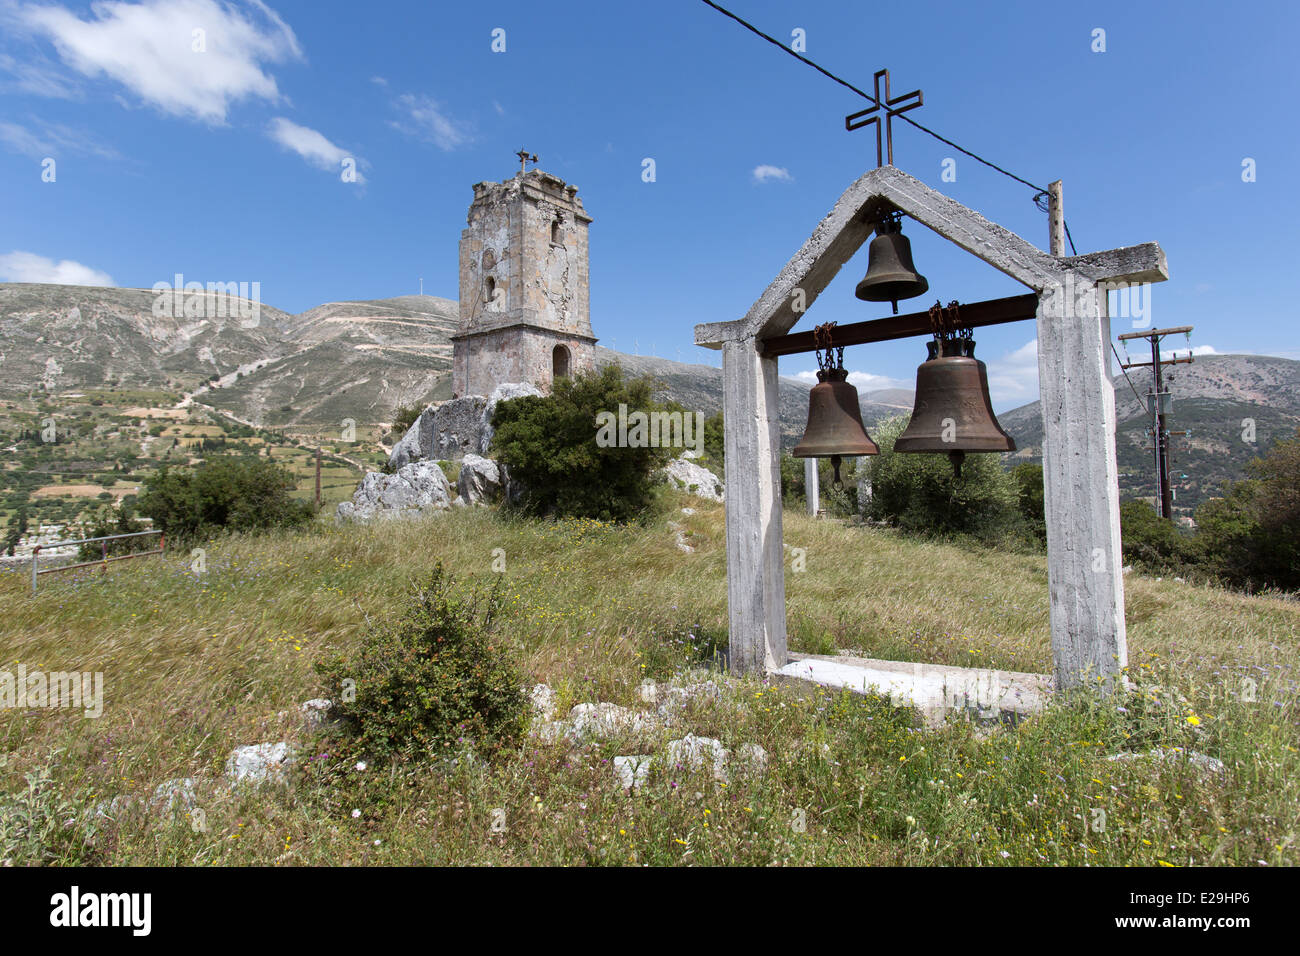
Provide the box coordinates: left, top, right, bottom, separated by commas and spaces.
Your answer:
793, 365, 879, 487
894, 336, 1015, 477
854, 218, 929, 314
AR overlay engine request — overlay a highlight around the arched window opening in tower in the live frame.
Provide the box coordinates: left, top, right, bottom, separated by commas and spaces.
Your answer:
553, 344, 571, 380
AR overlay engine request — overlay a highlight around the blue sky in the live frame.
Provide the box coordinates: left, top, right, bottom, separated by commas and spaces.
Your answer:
1, 0, 1296, 409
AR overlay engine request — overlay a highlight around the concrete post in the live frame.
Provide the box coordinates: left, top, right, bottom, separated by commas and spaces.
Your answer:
720, 337, 788, 675
1036, 277, 1127, 690
804, 458, 820, 516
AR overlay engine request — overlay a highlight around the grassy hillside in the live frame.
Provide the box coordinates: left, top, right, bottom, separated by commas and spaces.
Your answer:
2, 497, 1296, 866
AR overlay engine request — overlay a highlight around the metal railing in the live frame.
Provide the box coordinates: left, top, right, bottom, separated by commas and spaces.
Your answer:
30, 530, 165, 593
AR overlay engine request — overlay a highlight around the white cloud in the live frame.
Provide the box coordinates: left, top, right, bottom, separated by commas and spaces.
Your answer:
266, 117, 364, 182
793, 369, 907, 392
752, 164, 792, 184
983, 339, 1040, 408
0, 251, 114, 286
15, 0, 303, 123
389, 92, 471, 151
0, 50, 81, 97
1189, 344, 1217, 356
0, 118, 120, 159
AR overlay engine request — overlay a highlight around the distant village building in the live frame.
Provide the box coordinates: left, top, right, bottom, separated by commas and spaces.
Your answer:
450, 163, 597, 398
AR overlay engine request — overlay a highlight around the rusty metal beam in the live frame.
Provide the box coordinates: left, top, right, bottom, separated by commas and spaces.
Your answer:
760, 293, 1039, 357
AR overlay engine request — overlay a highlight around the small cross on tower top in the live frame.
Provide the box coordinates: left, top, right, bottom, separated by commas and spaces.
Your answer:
845, 69, 923, 168
516, 148, 538, 175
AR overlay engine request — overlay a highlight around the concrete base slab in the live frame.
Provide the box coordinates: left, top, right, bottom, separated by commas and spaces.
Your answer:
772, 652, 1052, 728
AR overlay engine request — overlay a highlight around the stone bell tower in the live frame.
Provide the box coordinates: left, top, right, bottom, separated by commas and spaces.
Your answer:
451, 156, 597, 397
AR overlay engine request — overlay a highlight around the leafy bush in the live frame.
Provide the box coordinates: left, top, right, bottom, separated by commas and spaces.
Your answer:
1195, 429, 1300, 591
1119, 499, 1195, 573
488, 365, 675, 521
1011, 462, 1046, 542
865, 415, 1024, 544
77, 502, 151, 560
136, 456, 313, 542
315, 564, 527, 764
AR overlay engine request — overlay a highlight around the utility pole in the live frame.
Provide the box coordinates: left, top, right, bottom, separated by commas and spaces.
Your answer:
1116, 326, 1195, 519
314, 447, 322, 509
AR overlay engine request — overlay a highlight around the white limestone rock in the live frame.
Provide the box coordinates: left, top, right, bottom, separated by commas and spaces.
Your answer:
301, 698, 335, 733
566, 702, 661, 743
151, 777, 200, 812
336, 460, 452, 522
666, 734, 730, 782
225, 742, 297, 787
388, 405, 435, 470
479, 382, 543, 455
613, 755, 654, 791
457, 454, 503, 506
662, 457, 724, 502
529, 683, 557, 722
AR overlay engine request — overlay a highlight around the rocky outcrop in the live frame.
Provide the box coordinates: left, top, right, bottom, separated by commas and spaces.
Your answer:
386, 382, 543, 471
388, 396, 489, 470
457, 454, 503, 505
336, 460, 452, 521
662, 456, 724, 502
478, 382, 543, 455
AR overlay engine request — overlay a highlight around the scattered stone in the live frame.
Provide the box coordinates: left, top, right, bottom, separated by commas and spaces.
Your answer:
91, 794, 136, 819
666, 734, 730, 782
529, 683, 557, 722
566, 702, 661, 743
1106, 747, 1225, 774
301, 698, 334, 732
681, 507, 696, 516
638, 680, 658, 704
150, 777, 200, 812
225, 742, 297, 787
1122, 565, 1133, 575
457, 454, 503, 505
667, 521, 694, 553
613, 755, 653, 791
336, 460, 452, 522
657, 680, 722, 718
731, 743, 769, 778
662, 456, 724, 502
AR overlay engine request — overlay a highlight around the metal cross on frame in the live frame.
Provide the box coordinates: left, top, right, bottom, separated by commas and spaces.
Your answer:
845, 69, 923, 167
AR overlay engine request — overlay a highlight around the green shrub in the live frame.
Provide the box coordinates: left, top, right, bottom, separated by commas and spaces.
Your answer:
865, 415, 1023, 544
315, 564, 527, 764
77, 502, 150, 560
1120, 499, 1195, 573
136, 456, 313, 542
1011, 462, 1046, 542
488, 365, 674, 521
1195, 429, 1300, 591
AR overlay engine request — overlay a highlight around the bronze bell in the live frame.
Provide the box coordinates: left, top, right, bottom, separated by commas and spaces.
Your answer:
855, 219, 929, 313
793, 366, 879, 486
894, 336, 1015, 477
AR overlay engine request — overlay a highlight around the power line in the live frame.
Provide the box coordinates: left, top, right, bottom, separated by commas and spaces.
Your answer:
697, 0, 1079, 254
1111, 341, 1146, 407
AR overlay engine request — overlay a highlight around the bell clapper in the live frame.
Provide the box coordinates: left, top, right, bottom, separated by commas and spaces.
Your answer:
948, 449, 965, 479
830, 455, 844, 489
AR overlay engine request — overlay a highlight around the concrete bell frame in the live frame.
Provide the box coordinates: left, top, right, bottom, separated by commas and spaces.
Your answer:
694, 166, 1168, 690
